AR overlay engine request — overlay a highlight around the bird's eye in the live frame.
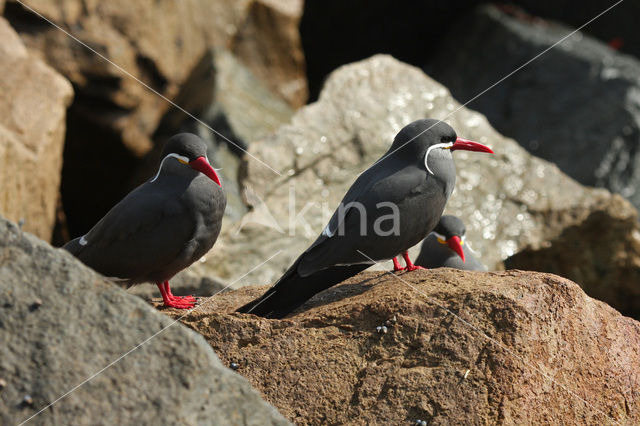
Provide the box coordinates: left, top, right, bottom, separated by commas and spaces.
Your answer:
174, 154, 189, 164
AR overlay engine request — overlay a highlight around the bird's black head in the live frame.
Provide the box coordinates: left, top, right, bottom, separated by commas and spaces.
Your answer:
161, 133, 209, 161
155, 133, 221, 186
388, 119, 493, 176
433, 215, 466, 239
432, 215, 467, 262
390, 119, 456, 156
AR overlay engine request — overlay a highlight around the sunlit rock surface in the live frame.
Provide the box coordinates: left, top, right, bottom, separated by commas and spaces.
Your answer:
164, 269, 640, 424
202, 54, 622, 287
0, 17, 72, 240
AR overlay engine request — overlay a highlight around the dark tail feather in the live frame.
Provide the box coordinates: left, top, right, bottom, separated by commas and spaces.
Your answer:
62, 237, 82, 256
236, 262, 370, 319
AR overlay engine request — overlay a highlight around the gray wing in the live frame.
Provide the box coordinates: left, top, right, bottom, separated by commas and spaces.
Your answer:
67, 183, 193, 281
297, 165, 427, 276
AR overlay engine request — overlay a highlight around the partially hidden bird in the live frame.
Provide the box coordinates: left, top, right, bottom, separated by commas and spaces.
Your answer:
64, 133, 227, 309
414, 215, 486, 271
237, 119, 492, 318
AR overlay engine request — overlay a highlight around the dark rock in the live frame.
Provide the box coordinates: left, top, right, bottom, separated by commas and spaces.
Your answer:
0, 215, 289, 425
428, 4, 640, 211
165, 270, 640, 424
505, 194, 640, 319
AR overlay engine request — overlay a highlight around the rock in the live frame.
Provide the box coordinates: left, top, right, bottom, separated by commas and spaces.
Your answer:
205, 54, 622, 287
165, 269, 640, 424
512, 1, 640, 60
231, 0, 308, 108
127, 264, 228, 303
427, 4, 640, 211
0, 17, 73, 241
0, 215, 289, 425
3, 0, 305, 237
506, 194, 640, 319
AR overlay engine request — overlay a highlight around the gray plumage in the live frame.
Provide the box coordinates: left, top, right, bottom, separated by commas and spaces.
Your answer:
64, 133, 226, 288
415, 216, 486, 271
238, 119, 492, 318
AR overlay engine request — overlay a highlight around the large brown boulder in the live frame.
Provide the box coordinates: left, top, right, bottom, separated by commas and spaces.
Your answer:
0, 17, 72, 240
206, 55, 625, 289
506, 194, 640, 319
0, 215, 289, 425
165, 270, 640, 425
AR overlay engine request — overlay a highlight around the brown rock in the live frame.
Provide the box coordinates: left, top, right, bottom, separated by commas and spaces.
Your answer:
0, 17, 73, 240
506, 194, 640, 319
6, 0, 250, 156
165, 270, 640, 425
231, 0, 308, 108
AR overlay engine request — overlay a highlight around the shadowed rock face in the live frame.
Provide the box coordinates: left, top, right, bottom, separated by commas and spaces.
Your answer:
0, 17, 73, 241
0, 216, 289, 426
506, 194, 640, 319
428, 4, 640, 212
204, 54, 627, 288
164, 269, 640, 425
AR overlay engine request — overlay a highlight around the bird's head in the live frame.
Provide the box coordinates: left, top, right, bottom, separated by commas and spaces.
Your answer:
156, 133, 221, 186
432, 215, 467, 262
390, 119, 493, 176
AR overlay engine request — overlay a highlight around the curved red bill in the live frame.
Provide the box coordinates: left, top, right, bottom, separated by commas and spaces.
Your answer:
189, 156, 221, 186
446, 235, 465, 262
451, 137, 493, 153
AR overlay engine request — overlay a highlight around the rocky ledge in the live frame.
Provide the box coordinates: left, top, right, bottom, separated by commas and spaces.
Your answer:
163, 269, 640, 425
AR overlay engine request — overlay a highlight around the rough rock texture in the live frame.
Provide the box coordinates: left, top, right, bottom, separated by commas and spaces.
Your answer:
231, 0, 307, 108
0, 216, 289, 425
506, 194, 640, 319
0, 17, 73, 240
165, 270, 640, 425
205, 54, 623, 287
428, 5, 640, 211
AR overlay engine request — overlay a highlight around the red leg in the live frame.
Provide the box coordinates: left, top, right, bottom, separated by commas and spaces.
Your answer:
157, 281, 196, 309
392, 256, 404, 272
163, 281, 195, 303
402, 251, 426, 271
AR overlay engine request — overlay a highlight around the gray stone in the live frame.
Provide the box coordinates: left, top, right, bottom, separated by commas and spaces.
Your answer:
0, 216, 289, 425
200, 54, 619, 287
427, 4, 640, 211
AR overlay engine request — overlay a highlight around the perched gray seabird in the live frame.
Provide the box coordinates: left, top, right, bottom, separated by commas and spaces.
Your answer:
64, 133, 226, 309
415, 215, 486, 271
237, 119, 492, 318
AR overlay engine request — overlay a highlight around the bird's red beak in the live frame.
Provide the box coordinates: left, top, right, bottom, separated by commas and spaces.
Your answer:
451, 137, 493, 153
446, 236, 465, 262
190, 156, 221, 186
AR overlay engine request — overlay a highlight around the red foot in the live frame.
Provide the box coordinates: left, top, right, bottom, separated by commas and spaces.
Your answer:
402, 251, 426, 272
157, 281, 196, 309
392, 256, 404, 272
